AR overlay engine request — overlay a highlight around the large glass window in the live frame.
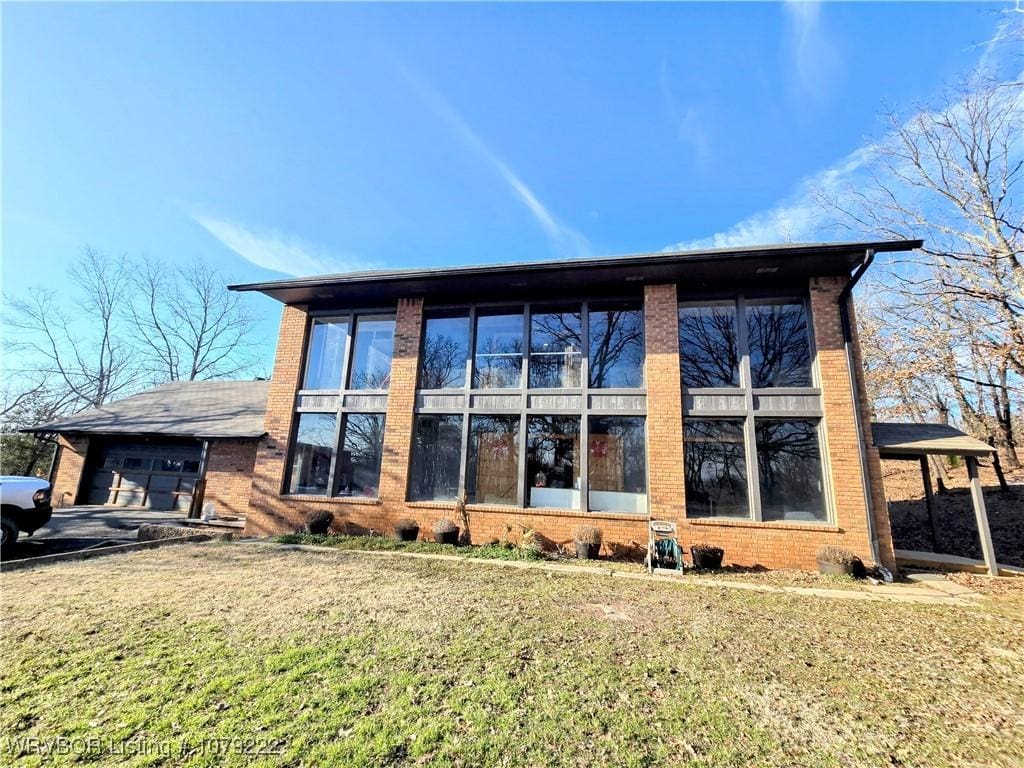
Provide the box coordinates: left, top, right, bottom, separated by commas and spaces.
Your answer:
588, 416, 646, 514
287, 413, 337, 495
756, 420, 826, 523
349, 318, 395, 390
746, 301, 812, 388
529, 307, 582, 389
474, 312, 523, 389
336, 414, 385, 497
304, 319, 349, 390
684, 420, 749, 519
466, 415, 520, 505
527, 416, 581, 509
420, 314, 470, 389
588, 302, 644, 388
408, 415, 463, 502
678, 304, 739, 388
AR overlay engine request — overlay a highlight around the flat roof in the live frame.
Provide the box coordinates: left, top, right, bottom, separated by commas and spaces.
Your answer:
25, 380, 270, 439
872, 422, 995, 458
229, 239, 922, 306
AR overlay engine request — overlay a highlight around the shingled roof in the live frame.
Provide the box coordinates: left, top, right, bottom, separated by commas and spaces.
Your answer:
25, 380, 270, 439
872, 422, 994, 457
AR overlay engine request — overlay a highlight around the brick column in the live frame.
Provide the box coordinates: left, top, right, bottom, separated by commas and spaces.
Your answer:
809, 277, 895, 570
378, 298, 424, 507
51, 435, 89, 507
245, 303, 309, 535
643, 284, 685, 523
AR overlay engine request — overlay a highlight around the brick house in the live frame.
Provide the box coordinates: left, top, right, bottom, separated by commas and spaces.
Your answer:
36, 239, 930, 571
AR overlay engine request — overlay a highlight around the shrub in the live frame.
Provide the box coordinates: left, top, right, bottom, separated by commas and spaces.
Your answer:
432, 518, 458, 535
572, 525, 602, 546
816, 546, 858, 565
690, 544, 724, 558
304, 510, 333, 535
394, 518, 419, 533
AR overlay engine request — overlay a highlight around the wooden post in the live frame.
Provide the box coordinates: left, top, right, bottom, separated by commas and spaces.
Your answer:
919, 455, 941, 552
966, 456, 998, 577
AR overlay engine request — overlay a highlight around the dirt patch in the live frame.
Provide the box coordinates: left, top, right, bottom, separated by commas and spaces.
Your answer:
883, 460, 1024, 568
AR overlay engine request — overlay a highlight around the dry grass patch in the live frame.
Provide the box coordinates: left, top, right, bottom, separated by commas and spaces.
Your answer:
2, 542, 1022, 767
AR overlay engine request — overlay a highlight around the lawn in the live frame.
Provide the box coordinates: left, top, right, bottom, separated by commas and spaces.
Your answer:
2, 543, 1022, 768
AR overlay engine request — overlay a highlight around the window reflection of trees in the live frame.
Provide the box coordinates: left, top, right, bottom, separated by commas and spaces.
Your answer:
755, 420, 824, 520
409, 415, 462, 501
420, 317, 469, 389
337, 414, 385, 497
746, 303, 811, 388
530, 310, 582, 389
678, 305, 739, 388
588, 307, 643, 388
684, 420, 749, 518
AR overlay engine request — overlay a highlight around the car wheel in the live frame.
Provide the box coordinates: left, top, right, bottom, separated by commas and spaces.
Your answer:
1, 518, 18, 557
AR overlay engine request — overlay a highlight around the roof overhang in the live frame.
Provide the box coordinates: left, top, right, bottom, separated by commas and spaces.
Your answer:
872, 422, 995, 458
229, 240, 923, 307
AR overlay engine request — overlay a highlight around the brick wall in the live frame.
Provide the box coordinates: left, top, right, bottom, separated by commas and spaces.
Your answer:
201, 439, 258, 519
50, 435, 89, 507
243, 280, 894, 572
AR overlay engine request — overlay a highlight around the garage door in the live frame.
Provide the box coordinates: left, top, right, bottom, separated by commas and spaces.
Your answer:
85, 441, 202, 511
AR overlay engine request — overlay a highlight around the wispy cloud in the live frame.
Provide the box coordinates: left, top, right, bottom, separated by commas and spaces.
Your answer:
783, 0, 841, 100
659, 59, 712, 168
397, 66, 590, 258
664, 145, 873, 252
193, 214, 376, 277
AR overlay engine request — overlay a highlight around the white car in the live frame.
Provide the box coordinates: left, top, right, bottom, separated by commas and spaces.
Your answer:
0, 476, 53, 555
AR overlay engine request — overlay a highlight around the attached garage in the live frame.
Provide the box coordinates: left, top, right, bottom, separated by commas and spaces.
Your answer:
84, 439, 203, 511
27, 380, 269, 519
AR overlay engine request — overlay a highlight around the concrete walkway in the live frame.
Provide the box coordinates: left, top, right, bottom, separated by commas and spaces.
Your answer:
258, 542, 982, 607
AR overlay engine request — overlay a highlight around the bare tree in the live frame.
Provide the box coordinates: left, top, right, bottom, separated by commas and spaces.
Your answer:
126, 259, 262, 382
5, 248, 140, 411
822, 73, 1023, 467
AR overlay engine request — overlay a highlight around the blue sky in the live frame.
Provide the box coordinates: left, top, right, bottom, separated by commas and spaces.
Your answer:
1, 1, 1014, 348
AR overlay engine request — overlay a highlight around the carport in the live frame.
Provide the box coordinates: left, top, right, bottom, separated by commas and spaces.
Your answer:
872, 422, 1002, 577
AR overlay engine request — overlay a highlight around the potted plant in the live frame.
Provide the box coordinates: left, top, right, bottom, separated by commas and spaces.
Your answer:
816, 546, 865, 577
433, 518, 460, 545
690, 544, 724, 570
305, 510, 333, 535
394, 518, 420, 542
573, 525, 602, 560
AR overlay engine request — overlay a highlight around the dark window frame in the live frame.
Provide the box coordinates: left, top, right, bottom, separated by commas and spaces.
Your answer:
410, 297, 647, 513
678, 295, 832, 524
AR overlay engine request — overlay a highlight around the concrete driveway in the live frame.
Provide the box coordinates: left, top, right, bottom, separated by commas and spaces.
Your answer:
5, 505, 189, 561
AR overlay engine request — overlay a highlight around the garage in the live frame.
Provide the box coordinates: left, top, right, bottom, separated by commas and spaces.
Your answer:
84, 439, 202, 511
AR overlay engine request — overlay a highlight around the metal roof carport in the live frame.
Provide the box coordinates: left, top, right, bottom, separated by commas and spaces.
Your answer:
872, 422, 1005, 577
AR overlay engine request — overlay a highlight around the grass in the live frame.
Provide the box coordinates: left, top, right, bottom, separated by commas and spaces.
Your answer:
2, 543, 1022, 767
275, 533, 546, 561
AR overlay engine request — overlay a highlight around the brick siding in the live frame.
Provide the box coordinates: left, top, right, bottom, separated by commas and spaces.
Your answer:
201, 439, 258, 519
241, 280, 895, 571
50, 435, 89, 507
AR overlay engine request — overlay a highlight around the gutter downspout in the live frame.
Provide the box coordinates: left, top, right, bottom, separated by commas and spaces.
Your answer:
837, 248, 892, 580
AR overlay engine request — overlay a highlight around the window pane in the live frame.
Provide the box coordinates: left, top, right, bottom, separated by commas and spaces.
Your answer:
588, 302, 644, 388
420, 314, 470, 389
349, 318, 395, 390
287, 413, 337, 495
746, 302, 812, 388
474, 313, 523, 388
336, 414, 385, 497
588, 416, 646, 514
527, 416, 580, 509
466, 415, 520, 505
529, 308, 582, 388
684, 420, 749, 518
409, 414, 463, 502
678, 305, 739, 388
756, 420, 826, 523
304, 318, 348, 390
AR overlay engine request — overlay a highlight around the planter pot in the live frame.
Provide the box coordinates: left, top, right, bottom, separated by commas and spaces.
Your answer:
691, 548, 723, 569
575, 541, 600, 560
305, 514, 333, 535
817, 559, 855, 577
395, 527, 419, 542
434, 529, 459, 545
